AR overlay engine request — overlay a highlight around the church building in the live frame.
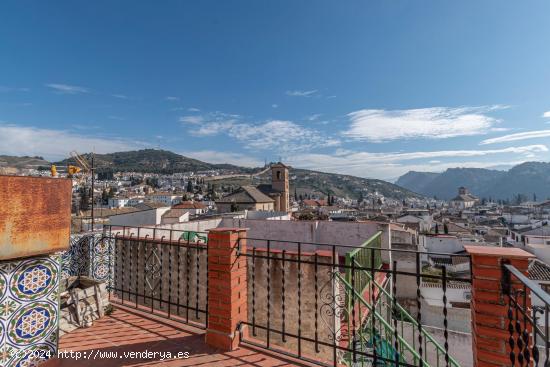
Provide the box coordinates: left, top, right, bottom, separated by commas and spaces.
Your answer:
215, 163, 290, 213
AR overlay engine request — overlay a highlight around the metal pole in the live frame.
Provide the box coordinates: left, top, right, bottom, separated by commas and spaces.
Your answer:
91, 153, 95, 231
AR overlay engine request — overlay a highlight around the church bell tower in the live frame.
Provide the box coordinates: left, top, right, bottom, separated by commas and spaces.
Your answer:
271, 163, 290, 212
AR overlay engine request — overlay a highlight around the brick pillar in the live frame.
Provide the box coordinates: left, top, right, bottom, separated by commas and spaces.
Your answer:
205, 228, 247, 351
465, 246, 534, 367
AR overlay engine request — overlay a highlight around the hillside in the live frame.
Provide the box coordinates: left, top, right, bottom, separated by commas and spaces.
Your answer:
0, 155, 50, 174
0, 155, 49, 168
211, 167, 421, 200
396, 162, 550, 200
41, 149, 420, 200
56, 149, 255, 174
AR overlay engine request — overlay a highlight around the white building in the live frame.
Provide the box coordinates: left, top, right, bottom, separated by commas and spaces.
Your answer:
396, 214, 433, 233
108, 197, 129, 208
109, 203, 170, 227
451, 187, 479, 210
146, 192, 183, 206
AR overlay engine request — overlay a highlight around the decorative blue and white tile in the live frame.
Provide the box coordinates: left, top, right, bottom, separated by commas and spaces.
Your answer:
61, 234, 113, 286
61, 234, 92, 282
0, 255, 60, 367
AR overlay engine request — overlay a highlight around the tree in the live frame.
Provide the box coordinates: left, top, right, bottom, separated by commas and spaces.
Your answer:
186, 180, 194, 193
435, 223, 439, 234
443, 223, 449, 234
298, 212, 315, 221
146, 177, 159, 188
294, 188, 298, 201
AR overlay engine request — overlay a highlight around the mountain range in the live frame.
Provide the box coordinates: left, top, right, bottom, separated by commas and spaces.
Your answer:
2, 149, 420, 200
396, 162, 550, 201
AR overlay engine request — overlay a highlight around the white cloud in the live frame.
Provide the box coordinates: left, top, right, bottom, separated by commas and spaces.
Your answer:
111, 94, 129, 99
165, 96, 179, 101
45, 83, 89, 94
480, 130, 550, 145
543, 111, 550, 118
187, 107, 200, 112
180, 150, 263, 167
307, 114, 323, 121
286, 89, 318, 97
285, 145, 548, 179
0, 123, 145, 160
183, 112, 338, 153
343, 106, 507, 141
179, 115, 204, 124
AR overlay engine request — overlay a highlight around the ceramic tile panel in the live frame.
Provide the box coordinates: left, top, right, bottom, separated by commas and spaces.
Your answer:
0, 255, 60, 367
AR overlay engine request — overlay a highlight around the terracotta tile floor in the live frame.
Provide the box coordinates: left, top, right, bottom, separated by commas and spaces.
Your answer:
43, 305, 315, 367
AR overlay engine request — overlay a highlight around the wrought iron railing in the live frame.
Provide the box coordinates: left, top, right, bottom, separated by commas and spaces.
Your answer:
342, 260, 461, 367
237, 236, 471, 367
502, 263, 550, 366
68, 226, 210, 328
345, 231, 382, 319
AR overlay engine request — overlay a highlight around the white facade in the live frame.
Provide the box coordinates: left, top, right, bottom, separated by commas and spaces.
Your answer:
146, 193, 182, 206
108, 197, 129, 208
420, 235, 465, 253
109, 207, 171, 227
108, 196, 144, 208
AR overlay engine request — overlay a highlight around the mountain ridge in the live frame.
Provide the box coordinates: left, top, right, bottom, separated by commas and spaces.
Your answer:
396, 162, 550, 200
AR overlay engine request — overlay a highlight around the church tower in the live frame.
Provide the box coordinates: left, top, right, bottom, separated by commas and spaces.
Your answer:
271, 163, 290, 212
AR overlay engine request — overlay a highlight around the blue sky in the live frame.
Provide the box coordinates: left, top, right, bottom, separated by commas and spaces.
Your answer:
1, 1, 550, 180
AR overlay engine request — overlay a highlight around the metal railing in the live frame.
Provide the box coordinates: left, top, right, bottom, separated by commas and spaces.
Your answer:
237, 236, 471, 367
345, 231, 383, 320
502, 263, 550, 366
83, 226, 209, 328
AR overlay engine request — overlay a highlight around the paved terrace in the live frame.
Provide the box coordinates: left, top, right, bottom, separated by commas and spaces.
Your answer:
44, 305, 315, 367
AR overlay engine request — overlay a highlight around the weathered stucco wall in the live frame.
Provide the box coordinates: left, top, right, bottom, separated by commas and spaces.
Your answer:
246, 249, 339, 362
220, 218, 390, 259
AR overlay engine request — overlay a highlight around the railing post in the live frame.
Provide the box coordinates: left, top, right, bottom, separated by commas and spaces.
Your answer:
205, 228, 248, 351
465, 246, 533, 367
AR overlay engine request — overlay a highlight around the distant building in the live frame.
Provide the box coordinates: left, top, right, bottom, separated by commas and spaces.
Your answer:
256, 163, 291, 212
451, 187, 479, 209
216, 186, 275, 213
109, 202, 170, 227
146, 192, 182, 206
160, 209, 190, 224
216, 163, 290, 213
396, 214, 433, 233
172, 201, 207, 216
302, 199, 328, 208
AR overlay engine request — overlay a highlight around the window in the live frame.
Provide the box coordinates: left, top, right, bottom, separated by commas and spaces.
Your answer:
276, 171, 281, 180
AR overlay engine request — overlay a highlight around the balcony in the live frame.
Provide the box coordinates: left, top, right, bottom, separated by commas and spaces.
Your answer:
50, 226, 473, 367
4, 222, 548, 367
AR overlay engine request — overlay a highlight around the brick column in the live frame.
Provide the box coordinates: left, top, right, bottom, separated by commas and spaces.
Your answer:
465, 246, 534, 367
205, 228, 248, 351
